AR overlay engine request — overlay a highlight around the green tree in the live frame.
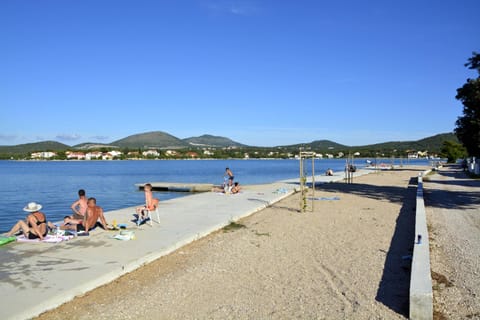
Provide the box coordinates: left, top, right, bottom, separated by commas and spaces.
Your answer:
440, 140, 467, 163
55, 151, 67, 160
455, 52, 480, 157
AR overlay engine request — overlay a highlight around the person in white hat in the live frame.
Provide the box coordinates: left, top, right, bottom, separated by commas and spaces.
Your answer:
6, 202, 53, 240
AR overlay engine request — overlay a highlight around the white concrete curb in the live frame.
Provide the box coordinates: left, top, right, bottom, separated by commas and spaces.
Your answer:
409, 171, 433, 320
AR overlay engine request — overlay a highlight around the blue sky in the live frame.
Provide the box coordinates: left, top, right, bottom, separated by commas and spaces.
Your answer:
1, 0, 479, 147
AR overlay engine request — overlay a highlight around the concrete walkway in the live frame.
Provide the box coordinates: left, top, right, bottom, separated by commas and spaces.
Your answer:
0, 171, 368, 320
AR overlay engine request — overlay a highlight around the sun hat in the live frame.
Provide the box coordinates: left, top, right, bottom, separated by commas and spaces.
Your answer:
23, 202, 42, 212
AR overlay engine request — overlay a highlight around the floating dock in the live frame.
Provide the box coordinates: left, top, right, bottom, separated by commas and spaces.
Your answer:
136, 182, 214, 192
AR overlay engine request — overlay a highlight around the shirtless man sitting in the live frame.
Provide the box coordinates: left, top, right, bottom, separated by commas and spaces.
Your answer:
64, 197, 110, 235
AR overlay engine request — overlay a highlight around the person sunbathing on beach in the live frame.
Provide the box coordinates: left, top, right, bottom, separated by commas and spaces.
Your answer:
78, 197, 110, 235
61, 189, 88, 229
70, 189, 88, 221
63, 197, 110, 235
136, 183, 159, 222
231, 182, 241, 194
212, 182, 241, 194
325, 168, 333, 176
6, 202, 56, 240
211, 186, 226, 193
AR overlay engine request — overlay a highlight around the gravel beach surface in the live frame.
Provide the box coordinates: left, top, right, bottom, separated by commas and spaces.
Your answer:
37, 167, 430, 320
424, 165, 480, 320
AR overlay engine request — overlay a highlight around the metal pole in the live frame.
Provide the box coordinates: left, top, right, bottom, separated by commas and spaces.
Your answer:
299, 149, 306, 212
345, 158, 348, 182
351, 154, 354, 184
299, 150, 303, 212
311, 155, 315, 212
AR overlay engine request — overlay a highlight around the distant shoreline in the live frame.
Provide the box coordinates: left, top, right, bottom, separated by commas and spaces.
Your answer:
2, 158, 294, 162
0, 157, 433, 162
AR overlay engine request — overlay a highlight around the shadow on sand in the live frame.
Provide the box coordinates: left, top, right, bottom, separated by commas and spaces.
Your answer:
373, 177, 417, 316
316, 176, 418, 317
423, 166, 480, 209
309, 165, 479, 316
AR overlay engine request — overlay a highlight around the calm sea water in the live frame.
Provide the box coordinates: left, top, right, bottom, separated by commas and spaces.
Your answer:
0, 158, 430, 233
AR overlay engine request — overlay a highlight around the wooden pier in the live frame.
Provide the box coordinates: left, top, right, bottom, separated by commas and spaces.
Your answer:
136, 182, 214, 192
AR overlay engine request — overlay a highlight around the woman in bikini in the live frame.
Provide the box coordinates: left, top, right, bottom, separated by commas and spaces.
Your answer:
6, 202, 52, 240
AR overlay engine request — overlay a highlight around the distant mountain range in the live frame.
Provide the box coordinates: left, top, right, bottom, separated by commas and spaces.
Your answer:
0, 131, 458, 156
280, 133, 458, 152
107, 132, 245, 149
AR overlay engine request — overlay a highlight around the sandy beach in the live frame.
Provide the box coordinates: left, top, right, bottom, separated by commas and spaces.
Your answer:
36, 167, 429, 319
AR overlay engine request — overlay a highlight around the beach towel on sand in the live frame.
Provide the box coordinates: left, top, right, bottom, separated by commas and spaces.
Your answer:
309, 196, 340, 201
0, 236, 16, 246
16, 234, 74, 243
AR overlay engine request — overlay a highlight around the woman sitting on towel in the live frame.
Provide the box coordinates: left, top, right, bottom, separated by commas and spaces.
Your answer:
6, 202, 55, 240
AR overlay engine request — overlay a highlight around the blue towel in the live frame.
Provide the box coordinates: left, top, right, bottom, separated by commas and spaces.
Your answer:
308, 196, 340, 201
